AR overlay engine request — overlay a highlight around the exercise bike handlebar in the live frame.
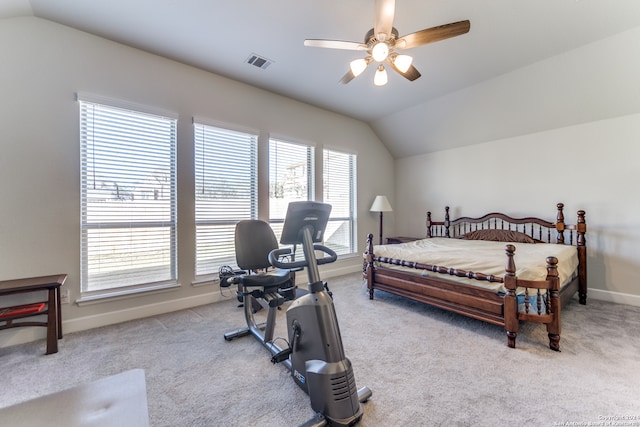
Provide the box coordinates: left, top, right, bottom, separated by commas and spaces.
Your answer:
269, 245, 337, 270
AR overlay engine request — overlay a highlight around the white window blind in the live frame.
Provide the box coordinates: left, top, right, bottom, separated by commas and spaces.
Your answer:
79, 99, 177, 294
195, 123, 258, 275
323, 149, 357, 255
269, 138, 314, 241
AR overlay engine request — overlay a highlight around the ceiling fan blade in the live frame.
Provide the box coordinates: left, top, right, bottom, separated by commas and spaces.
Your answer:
399, 64, 421, 81
396, 20, 470, 50
386, 57, 421, 81
339, 69, 356, 85
374, 0, 395, 41
304, 39, 367, 51
339, 57, 373, 84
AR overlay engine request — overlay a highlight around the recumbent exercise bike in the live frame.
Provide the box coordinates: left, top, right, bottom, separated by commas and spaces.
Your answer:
224, 201, 371, 427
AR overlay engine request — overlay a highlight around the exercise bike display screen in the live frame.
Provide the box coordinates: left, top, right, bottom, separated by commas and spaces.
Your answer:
280, 201, 331, 245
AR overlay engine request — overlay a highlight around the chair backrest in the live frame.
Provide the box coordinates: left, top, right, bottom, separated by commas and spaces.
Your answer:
234, 220, 279, 271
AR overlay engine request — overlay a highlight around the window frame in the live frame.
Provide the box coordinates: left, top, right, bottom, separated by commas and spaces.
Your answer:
193, 119, 259, 277
323, 147, 357, 256
78, 94, 178, 302
268, 137, 315, 243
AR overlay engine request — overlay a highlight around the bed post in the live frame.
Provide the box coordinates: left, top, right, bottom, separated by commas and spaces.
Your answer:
556, 203, 565, 244
365, 233, 375, 300
426, 211, 433, 238
444, 206, 451, 238
504, 244, 519, 348
545, 256, 561, 351
576, 210, 587, 304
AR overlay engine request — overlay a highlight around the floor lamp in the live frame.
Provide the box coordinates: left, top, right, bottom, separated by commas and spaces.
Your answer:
370, 195, 392, 245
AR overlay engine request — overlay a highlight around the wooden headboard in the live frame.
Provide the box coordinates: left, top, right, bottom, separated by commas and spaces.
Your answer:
426, 203, 586, 246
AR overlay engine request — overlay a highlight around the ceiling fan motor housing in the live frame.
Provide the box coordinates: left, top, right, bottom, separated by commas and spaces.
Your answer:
365, 27, 399, 46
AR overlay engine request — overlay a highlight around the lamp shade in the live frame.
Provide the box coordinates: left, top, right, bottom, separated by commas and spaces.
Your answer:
373, 65, 388, 86
393, 54, 413, 73
370, 195, 392, 212
349, 58, 368, 77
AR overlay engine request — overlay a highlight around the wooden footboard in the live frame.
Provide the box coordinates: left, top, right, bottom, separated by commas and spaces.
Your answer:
363, 204, 587, 351
503, 245, 561, 351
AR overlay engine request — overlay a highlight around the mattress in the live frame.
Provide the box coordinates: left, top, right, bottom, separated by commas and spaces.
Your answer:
371, 237, 579, 296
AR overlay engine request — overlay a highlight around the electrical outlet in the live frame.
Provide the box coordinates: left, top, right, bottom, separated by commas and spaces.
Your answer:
60, 289, 70, 304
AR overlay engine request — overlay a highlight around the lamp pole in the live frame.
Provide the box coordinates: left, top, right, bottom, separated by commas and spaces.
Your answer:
370, 195, 392, 246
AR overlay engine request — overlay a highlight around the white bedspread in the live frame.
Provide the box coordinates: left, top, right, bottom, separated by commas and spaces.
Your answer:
371, 238, 579, 295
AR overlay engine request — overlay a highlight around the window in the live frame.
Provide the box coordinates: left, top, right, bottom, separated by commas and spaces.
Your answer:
79, 97, 177, 296
194, 122, 258, 275
268, 138, 315, 241
323, 149, 357, 255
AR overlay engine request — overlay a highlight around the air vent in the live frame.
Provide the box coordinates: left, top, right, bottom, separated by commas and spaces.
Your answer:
246, 53, 273, 70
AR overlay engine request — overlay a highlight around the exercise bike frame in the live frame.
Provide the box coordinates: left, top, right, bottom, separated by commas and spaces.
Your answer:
223, 280, 293, 372
224, 210, 371, 427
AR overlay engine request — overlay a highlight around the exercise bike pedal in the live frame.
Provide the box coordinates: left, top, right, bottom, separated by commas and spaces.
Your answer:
270, 347, 292, 364
263, 291, 285, 308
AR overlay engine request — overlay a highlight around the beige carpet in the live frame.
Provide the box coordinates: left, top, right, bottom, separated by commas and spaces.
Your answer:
1, 273, 639, 426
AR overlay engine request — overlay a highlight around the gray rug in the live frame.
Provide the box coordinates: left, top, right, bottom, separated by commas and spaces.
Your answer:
2, 273, 639, 426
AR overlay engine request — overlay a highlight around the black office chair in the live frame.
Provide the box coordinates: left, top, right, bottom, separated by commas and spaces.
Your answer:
233, 220, 296, 310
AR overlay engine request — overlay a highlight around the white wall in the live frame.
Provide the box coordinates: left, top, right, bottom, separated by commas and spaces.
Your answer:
0, 17, 394, 347
395, 29, 640, 305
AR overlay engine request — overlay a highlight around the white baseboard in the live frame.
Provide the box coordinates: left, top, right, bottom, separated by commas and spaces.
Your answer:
1, 263, 363, 350
588, 288, 640, 307
320, 262, 362, 279
0, 291, 232, 350
64, 291, 231, 334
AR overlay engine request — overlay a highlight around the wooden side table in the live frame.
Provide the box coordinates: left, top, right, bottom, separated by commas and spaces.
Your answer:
385, 236, 421, 244
0, 274, 67, 355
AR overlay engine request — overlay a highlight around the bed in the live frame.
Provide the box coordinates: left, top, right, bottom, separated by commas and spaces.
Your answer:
363, 203, 587, 351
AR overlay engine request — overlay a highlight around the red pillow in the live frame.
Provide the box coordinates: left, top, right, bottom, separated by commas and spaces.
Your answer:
0, 303, 46, 319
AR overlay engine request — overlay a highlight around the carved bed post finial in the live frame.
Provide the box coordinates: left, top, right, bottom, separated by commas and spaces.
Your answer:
504, 244, 519, 348
444, 206, 451, 238
577, 210, 586, 247
545, 256, 561, 351
556, 203, 565, 244
576, 210, 587, 304
426, 211, 432, 238
365, 233, 375, 300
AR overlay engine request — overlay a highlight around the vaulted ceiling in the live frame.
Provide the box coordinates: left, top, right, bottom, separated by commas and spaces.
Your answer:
3, 0, 640, 157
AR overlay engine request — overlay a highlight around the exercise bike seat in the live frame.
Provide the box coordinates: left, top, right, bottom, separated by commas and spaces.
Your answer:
234, 219, 294, 291
237, 269, 291, 288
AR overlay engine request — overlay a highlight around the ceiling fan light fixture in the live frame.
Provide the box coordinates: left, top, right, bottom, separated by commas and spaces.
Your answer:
371, 42, 389, 62
374, 65, 388, 86
350, 58, 368, 77
303, 1, 470, 87
393, 54, 413, 73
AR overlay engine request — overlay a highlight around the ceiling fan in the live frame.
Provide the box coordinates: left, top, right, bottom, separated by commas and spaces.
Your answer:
304, 0, 470, 86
